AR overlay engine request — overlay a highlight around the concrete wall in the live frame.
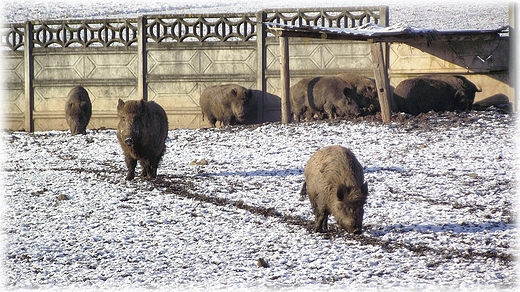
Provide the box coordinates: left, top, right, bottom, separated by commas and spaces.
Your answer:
0, 7, 511, 132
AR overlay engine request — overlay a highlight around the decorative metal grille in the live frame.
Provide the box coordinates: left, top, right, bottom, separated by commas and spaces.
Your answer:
145, 14, 258, 43
1, 7, 385, 50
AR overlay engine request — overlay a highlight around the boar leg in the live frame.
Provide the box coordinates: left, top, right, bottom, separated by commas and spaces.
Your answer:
323, 103, 335, 119
313, 209, 329, 233
140, 158, 159, 179
125, 155, 137, 180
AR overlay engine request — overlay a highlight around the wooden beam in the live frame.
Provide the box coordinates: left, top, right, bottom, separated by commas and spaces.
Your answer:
370, 42, 392, 123
279, 36, 291, 123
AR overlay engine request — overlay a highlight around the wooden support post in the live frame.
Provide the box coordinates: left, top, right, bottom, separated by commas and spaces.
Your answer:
279, 35, 291, 123
138, 16, 148, 101
24, 21, 34, 132
370, 42, 392, 123
256, 11, 267, 123
510, 2, 518, 112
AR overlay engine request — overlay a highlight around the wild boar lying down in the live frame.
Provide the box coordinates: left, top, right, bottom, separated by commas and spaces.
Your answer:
200, 84, 252, 127
117, 99, 168, 180
300, 145, 368, 234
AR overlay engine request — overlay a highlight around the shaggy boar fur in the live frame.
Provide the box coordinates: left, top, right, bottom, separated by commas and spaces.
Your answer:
65, 86, 92, 135
117, 99, 168, 180
394, 77, 469, 115
310, 76, 361, 119
394, 75, 481, 115
336, 73, 380, 115
419, 74, 481, 110
301, 145, 368, 234
200, 84, 253, 127
290, 77, 321, 122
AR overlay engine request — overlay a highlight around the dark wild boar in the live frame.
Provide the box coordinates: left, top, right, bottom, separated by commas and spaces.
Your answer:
200, 84, 252, 127
419, 74, 481, 110
336, 73, 380, 115
65, 86, 92, 135
117, 99, 168, 180
310, 76, 361, 119
393, 75, 481, 115
290, 77, 321, 122
301, 145, 368, 234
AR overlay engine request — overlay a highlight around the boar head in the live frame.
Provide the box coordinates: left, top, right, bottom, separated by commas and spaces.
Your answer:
333, 182, 368, 234
67, 101, 90, 135
230, 87, 252, 122
117, 99, 145, 148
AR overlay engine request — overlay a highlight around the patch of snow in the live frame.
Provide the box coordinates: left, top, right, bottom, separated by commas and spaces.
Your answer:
1, 110, 516, 290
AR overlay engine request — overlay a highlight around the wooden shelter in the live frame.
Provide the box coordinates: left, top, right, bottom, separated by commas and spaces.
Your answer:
266, 23, 509, 123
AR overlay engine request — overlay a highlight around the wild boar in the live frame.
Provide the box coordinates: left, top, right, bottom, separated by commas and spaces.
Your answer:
310, 76, 361, 119
419, 74, 481, 110
301, 145, 368, 234
65, 86, 92, 135
393, 75, 481, 115
290, 77, 321, 122
200, 84, 253, 127
336, 73, 380, 115
117, 99, 168, 180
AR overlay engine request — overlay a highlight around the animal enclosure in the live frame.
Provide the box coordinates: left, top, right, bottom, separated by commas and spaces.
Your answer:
0, 6, 511, 131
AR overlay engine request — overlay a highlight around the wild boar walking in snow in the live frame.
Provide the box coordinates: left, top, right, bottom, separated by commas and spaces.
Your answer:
301, 145, 368, 234
117, 99, 168, 180
65, 86, 92, 135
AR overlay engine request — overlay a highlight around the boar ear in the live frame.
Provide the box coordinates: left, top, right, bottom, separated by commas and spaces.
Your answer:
361, 182, 368, 196
117, 99, 125, 113
140, 99, 146, 111
336, 184, 351, 201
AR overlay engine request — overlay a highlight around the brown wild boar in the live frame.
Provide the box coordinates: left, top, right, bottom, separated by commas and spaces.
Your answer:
199, 84, 252, 127
301, 145, 368, 234
336, 73, 380, 115
393, 75, 481, 115
310, 76, 361, 119
290, 77, 321, 122
65, 86, 92, 135
117, 99, 168, 180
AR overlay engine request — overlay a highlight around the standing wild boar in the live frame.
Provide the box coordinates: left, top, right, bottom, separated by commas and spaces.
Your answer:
117, 99, 168, 180
310, 76, 361, 119
65, 86, 91, 135
290, 77, 321, 122
200, 84, 252, 127
301, 145, 368, 234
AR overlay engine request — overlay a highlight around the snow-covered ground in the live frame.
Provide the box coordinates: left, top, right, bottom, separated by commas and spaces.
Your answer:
1, 0, 510, 31
1, 0, 517, 291
1, 109, 517, 291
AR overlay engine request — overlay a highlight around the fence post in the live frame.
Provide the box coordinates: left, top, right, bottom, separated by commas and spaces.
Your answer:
256, 10, 267, 123
138, 16, 148, 101
24, 21, 34, 132
279, 35, 291, 123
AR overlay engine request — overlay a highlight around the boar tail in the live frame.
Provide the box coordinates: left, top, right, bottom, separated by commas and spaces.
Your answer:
299, 182, 307, 201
